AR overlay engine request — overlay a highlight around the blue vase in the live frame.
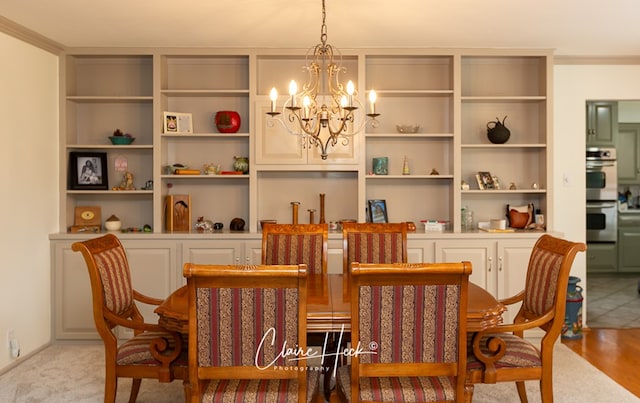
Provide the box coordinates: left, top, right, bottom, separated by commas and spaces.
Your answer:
562, 276, 583, 339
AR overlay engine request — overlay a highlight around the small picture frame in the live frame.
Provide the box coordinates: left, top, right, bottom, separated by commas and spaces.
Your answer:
163, 112, 193, 134
492, 175, 501, 190
69, 152, 109, 190
476, 171, 495, 190
372, 157, 389, 175
368, 199, 388, 223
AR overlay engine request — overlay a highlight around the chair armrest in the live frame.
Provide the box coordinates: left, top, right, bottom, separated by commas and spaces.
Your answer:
133, 290, 165, 306
498, 290, 525, 306
104, 309, 167, 333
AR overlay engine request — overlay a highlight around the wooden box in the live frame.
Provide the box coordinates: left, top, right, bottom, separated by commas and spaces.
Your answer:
165, 195, 191, 232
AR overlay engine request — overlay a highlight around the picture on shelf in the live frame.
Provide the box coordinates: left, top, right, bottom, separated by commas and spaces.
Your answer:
476, 171, 495, 190
372, 157, 389, 175
163, 112, 193, 134
368, 199, 388, 223
492, 175, 501, 190
69, 152, 109, 190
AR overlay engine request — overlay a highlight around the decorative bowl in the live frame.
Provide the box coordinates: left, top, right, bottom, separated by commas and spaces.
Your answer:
167, 164, 188, 174
396, 125, 420, 134
109, 136, 135, 145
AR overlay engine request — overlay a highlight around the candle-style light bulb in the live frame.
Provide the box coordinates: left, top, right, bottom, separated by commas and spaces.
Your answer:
369, 90, 377, 114
269, 87, 278, 112
303, 96, 311, 119
289, 80, 298, 108
346, 80, 355, 107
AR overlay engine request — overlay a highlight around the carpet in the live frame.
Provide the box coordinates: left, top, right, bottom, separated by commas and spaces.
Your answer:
0, 342, 638, 402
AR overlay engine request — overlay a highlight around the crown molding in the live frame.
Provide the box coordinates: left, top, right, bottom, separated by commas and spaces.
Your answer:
0, 16, 65, 55
555, 55, 640, 65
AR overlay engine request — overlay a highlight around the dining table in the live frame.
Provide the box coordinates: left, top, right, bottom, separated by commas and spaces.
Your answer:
155, 273, 507, 335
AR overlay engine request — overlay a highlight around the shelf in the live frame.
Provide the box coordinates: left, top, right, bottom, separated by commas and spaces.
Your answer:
461, 96, 546, 102
461, 144, 546, 149
66, 96, 153, 103
66, 190, 154, 195
161, 174, 249, 179
462, 189, 546, 194
160, 89, 249, 97
366, 133, 454, 139
161, 133, 250, 138
366, 175, 454, 180
67, 144, 154, 150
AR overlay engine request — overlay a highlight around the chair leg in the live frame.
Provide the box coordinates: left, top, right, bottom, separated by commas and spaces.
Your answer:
104, 368, 117, 403
128, 379, 142, 403
516, 381, 528, 403
464, 382, 474, 403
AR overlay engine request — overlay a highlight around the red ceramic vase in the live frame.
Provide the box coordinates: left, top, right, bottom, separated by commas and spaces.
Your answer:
215, 111, 241, 133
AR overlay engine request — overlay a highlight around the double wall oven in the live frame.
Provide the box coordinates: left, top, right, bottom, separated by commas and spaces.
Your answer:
586, 147, 617, 243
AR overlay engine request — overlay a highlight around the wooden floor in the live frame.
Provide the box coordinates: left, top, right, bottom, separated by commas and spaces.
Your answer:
562, 328, 640, 398
327, 328, 640, 402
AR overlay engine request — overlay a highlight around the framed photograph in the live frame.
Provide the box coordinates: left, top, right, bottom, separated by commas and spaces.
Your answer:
163, 112, 193, 134
69, 152, 109, 190
372, 157, 389, 175
492, 175, 501, 190
476, 171, 495, 190
368, 199, 388, 223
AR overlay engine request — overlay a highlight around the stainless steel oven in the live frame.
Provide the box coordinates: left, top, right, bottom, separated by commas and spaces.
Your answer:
586, 201, 618, 242
586, 147, 617, 201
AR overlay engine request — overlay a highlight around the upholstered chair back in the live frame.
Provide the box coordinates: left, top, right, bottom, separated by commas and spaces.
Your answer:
183, 263, 319, 403
262, 223, 328, 274
342, 222, 408, 274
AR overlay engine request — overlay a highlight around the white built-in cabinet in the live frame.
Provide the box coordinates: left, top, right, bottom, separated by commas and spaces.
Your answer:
53, 48, 553, 340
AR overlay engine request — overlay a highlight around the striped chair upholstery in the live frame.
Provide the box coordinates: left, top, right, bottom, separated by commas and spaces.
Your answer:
72, 234, 187, 403
465, 235, 586, 403
184, 263, 320, 403
336, 262, 472, 403
342, 222, 408, 274
262, 224, 328, 275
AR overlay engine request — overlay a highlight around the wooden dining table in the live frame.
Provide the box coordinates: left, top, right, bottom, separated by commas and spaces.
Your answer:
155, 273, 506, 335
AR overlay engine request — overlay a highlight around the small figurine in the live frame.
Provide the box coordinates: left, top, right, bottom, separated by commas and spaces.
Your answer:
195, 216, 214, 233
430, 168, 440, 175
509, 182, 517, 190
116, 171, 135, 190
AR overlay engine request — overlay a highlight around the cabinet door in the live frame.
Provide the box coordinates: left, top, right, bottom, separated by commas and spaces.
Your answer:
54, 242, 97, 340
54, 239, 178, 340
434, 240, 495, 294
617, 123, 640, 184
497, 239, 535, 323
182, 240, 242, 265
586, 102, 618, 146
119, 240, 178, 338
587, 242, 618, 273
244, 240, 263, 265
618, 226, 640, 272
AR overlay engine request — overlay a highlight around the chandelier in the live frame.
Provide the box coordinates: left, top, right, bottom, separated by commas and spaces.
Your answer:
267, 0, 380, 160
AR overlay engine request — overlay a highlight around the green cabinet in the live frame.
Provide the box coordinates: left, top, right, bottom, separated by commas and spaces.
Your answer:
618, 214, 640, 272
617, 123, 640, 184
586, 101, 618, 147
586, 242, 618, 273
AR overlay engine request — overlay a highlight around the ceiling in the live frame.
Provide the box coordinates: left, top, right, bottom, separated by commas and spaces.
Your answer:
1, 0, 639, 56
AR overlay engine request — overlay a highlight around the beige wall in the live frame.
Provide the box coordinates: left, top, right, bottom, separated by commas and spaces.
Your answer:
0, 32, 59, 370
553, 63, 640, 325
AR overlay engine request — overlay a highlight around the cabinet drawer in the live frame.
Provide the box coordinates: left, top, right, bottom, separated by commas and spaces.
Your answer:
618, 214, 640, 227
586, 243, 617, 272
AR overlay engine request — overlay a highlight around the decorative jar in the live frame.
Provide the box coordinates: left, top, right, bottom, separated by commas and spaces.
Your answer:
232, 156, 249, 174
215, 111, 241, 133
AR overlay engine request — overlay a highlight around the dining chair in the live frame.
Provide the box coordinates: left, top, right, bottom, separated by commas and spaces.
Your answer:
261, 223, 328, 274
72, 233, 187, 403
465, 234, 586, 403
182, 263, 321, 403
341, 222, 408, 274
336, 262, 472, 403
